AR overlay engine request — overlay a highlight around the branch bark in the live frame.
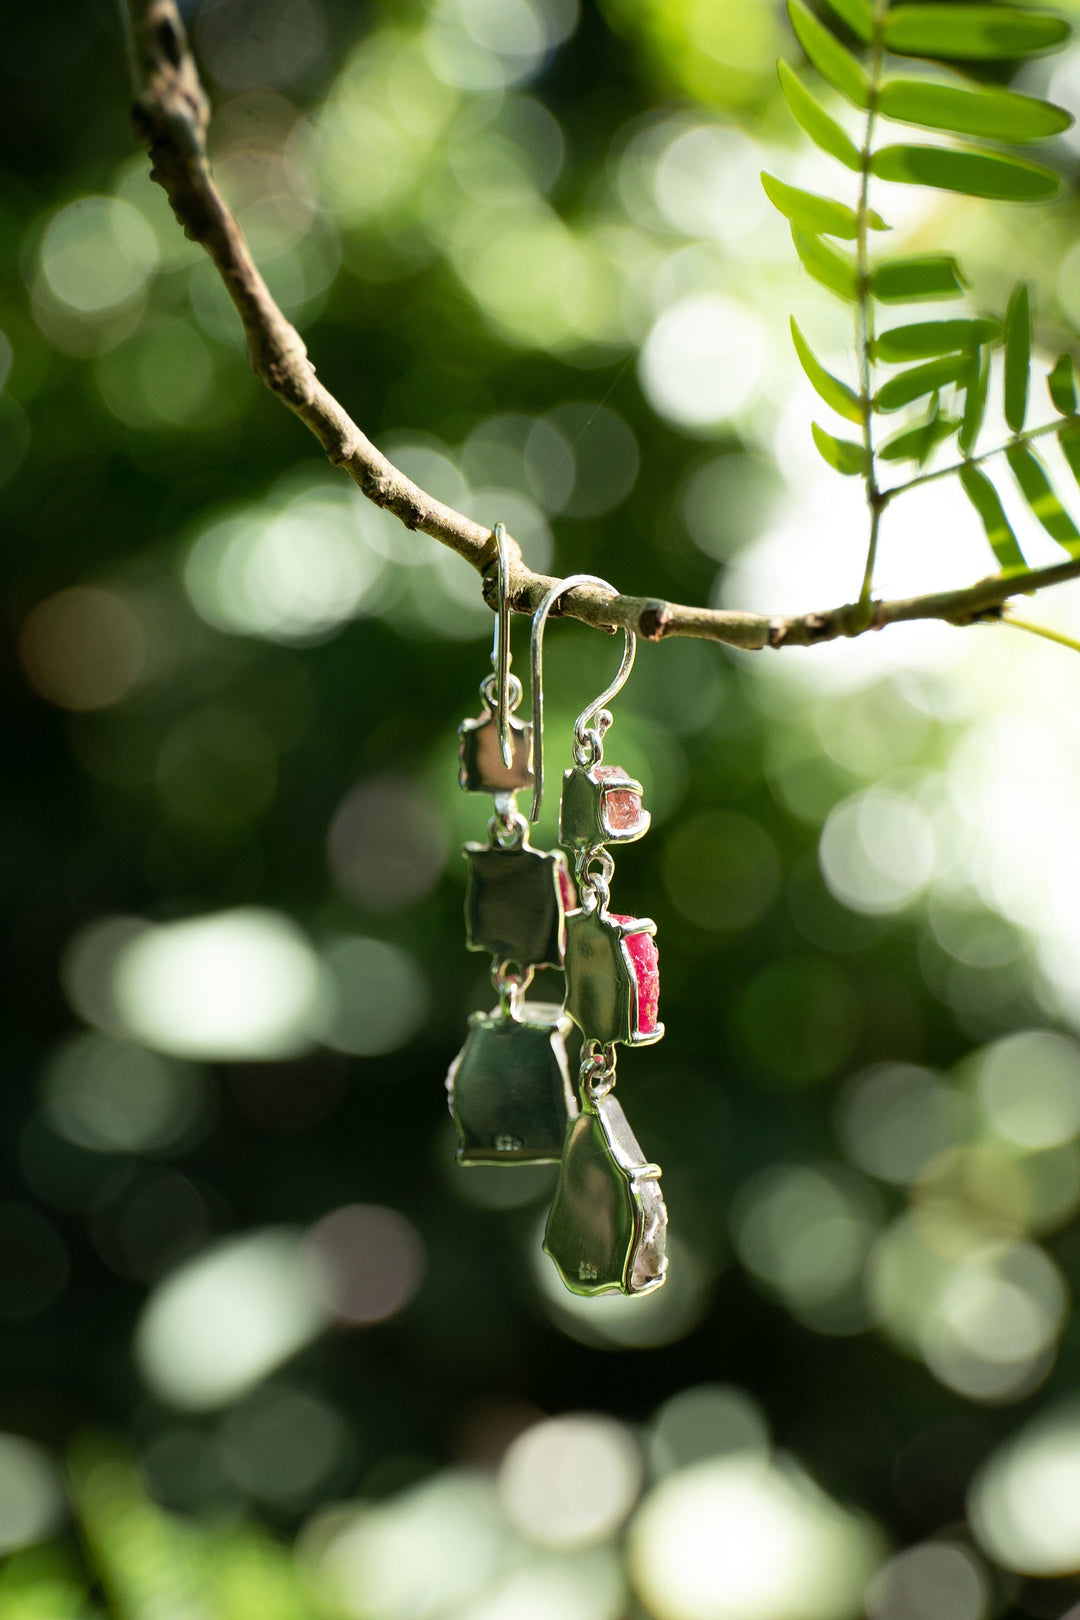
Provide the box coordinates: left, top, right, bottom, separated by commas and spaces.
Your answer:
128, 0, 1080, 650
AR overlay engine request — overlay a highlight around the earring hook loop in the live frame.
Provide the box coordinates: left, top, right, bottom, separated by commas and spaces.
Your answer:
529, 573, 635, 823
490, 522, 514, 770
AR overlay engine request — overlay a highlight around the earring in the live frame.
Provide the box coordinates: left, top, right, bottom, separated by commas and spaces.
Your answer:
530, 576, 669, 1296
446, 526, 578, 1166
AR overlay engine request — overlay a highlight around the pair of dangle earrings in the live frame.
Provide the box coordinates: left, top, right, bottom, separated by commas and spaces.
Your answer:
446, 526, 668, 1297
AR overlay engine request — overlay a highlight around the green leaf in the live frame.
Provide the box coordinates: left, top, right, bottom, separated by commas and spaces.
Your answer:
883, 6, 1070, 62
791, 318, 863, 422
878, 404, 961, 463
820, 0, 873, 44
791, 227, 859, 301
1007, 443, 1080, 551
787, 0, 871, 108
1004, 282, 1031, 434
959, 345, 990, 454
873, 319, 1001, 362
763, 173, 887, 237
777, 61, 862, 170
762, 173, 859, 237
1048, 354, 1078, 416
878, 79, 1072, 143
959, 463, 1027, 570
870, 144, 1059, 202
812, 421, 868, 475
1059, 425, 1080, 490
872, 255, 966, 302
874, 356, 967, 412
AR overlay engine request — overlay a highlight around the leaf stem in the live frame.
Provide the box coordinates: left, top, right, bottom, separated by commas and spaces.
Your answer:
884, 416, 1067, 501
856, 0, 889, 614
1002, 611, 1080, 656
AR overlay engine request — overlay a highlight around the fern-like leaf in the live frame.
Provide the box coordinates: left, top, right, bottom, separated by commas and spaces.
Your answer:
872, 256, 966, 302
788, 0, 870, 108
883, 6, 1069, 61
873, 319, 1000, 362
777, 61, 861, 170
875, 356, 968, 412
812, 422, 868, 475
1007, 444, 1080, 552
959, 463, 1028, 570
870, 144, 1059, 201
878, 80, 1072, 142
1048, 355, 1078, 416
1004, 283, 1032, 435
791, 228, 859, 301
958, 346, 990, 455
791, 319, 863, 423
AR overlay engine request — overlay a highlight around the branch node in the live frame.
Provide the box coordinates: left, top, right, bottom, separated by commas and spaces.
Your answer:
638, 600, 673, 641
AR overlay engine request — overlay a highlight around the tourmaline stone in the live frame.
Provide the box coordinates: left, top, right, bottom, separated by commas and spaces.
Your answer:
611, 914, 659, 1037
593, 766, 644, 835
559, 763, 650, 849
564, 909, 663, 1046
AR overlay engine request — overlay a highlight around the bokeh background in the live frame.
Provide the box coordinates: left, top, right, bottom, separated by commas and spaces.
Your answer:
10, 0, 1080, 1615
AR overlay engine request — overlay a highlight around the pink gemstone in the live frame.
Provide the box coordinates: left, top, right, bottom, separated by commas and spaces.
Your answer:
557, 862, 579, 917
611, 914, 659, 1036
593, 767, 644, 834
603, 789, 643, 831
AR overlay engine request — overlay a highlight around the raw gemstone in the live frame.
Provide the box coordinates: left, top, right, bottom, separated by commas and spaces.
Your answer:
611, 914, 659, 1036
594, 766, 644, 833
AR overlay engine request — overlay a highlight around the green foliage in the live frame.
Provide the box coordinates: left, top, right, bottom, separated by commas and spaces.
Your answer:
959, 345, 991, 454
882, 5, 1069, 60
1059, 423, 1080, 488
1004, 282, 1032, 434
873, 319, 1001, 362
871, 255, 966, 302
812, 420, 868, 474
791, 318, 863, 422
820, 0, 874, 45
874, 356, 968, 412
1048, 353, 1078, 415
777, 0, 1078, 595
870, 144, 1059, 200
787, 0, 870, 106
1007, 443, 1080, 551
762, 173, 886, 236
791, 227, 859, 300
777, 60, 861, 168
959, 462, 1028, 569
878, 401, 961, 464
877, 79, 1072, 142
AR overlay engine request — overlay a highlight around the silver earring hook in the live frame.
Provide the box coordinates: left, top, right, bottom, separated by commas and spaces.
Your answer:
530, 574, 635, 823
490, 522, 514, 770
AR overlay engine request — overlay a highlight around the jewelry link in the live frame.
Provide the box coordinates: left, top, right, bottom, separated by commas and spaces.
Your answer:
579, 1039, 617, 1099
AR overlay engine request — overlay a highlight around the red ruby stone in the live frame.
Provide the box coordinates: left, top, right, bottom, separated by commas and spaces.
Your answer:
557, 862, 579, 917
610, 914, 659, 1036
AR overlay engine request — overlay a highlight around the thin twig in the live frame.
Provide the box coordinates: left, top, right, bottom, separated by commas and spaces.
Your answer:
1003, 612, 1080, 656
855, 0, 888, 615
128, 0, 1080, 651
885, 417, 1067, 501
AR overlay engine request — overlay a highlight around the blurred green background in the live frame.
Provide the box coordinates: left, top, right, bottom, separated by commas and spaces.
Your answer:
11, 0, 1080, 1615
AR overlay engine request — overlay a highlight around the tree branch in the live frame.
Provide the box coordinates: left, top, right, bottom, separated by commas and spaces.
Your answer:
127, 0, 1080, 652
